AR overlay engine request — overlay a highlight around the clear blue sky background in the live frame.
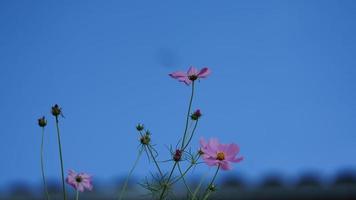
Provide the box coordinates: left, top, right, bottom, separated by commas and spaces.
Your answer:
1, 0, 356, 189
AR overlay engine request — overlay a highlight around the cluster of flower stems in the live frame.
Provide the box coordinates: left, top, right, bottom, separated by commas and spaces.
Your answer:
119, 81, 220, 200
38, 67, 240, 200
38, 105, 92, 200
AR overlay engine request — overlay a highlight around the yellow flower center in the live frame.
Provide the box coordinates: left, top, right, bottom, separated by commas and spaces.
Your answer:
216, 152, 225, 161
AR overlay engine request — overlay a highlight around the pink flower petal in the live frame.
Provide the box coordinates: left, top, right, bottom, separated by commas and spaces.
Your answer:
197, 67, 211, 78
68, 169, 77, 176
65, 170, 93, 192
230, 156, 244, 163
199, 137, 208, 149
182, 78, 192, 85
169, 71, 187, 79
225, 144, 240, 159
200, 137, 243, 170
203, 158, 219, 166
187, 66, 198, 76
207, 138, 220, 152
77, 184, 85, 192
82, 181, 93, 191
219, 160, 232, 170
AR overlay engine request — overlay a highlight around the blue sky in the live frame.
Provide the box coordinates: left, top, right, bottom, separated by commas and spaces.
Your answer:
0, 0, 356, 189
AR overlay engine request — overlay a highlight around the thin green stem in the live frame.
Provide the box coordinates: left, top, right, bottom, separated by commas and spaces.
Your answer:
171, 164, 193, 185
75, 190, 79, 200
171, 154, 200, 185
147, 145, 163, 177
158, 82, 196, 200
182, 120, 199, 151
202, 165, 220, 200
41, 127, 50, 200
159, 162, 177, 200
138, 130, 143, 137
181, 81, 195, 149
177, 163, 193, 197
55, 116, 67, 200
192, 170, 209, 200
119, 147, 144, 200
156, 80, 198, 199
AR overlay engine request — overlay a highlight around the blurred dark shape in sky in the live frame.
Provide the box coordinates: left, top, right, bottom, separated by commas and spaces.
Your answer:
2, 172, 356, 200
8, 182, 34, 198
46, 180, 61, 193
221, 173, 246, 189
334, 169, 356, 186
155, 47, 181, 68
296, 172, 322, 187
260, 173, 285, 188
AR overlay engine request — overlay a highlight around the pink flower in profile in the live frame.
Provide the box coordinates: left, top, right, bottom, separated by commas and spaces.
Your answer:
169, 66, 211, 85
66, 170, 93, 192
200, 138, 243, 170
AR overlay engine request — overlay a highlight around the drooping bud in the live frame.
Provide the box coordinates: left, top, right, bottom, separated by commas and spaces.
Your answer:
173, 149, 182, 162
51, 104, 62, 117
38, 116, 47, 127
190, 109, 202, 120
136, 123, 144, 131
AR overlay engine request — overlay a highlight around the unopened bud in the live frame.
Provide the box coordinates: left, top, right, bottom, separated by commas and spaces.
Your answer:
191, 109, 202, 120
173, 149, 182, 162
51, 104, 62, 117
38, 116, 47, 127
140, 134, 151, 145
208, 184, 216, 192
136, 123, 144, 131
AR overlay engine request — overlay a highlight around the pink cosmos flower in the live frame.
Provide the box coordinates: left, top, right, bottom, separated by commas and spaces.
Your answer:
169, 66, 211, 85
66, 169, 93, 192
200, 138, 243, 170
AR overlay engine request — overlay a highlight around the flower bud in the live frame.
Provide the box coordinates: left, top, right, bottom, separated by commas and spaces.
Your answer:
173, 149, 182, 162
190, 109, 202, 120
38, 116, 47, 127
136, 123, 144, 131
51, 104, 62, 117
140, 134, 151, 145
208, 184, 216, 192
198, 149, 204, 155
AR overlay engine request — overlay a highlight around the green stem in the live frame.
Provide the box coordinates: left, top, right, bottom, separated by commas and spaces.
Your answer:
182, 120, 199, 151
181, 81, 195, 149
192, 170, 209, 200
159, 81, 196, 199
41, 127, 50, 200
177, 163, 193, 197
147, 145, 163, 177
75, 190, 79, 200
119, 147, 144, 200
159, 162, 177, 200
202, 165, 220, 200
55, 116, 67, 200
171, 154, 200, 185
